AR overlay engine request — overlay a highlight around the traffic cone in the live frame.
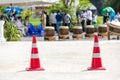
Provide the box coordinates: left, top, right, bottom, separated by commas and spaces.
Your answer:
88, 34, 106, 70
26, 35, 45, 71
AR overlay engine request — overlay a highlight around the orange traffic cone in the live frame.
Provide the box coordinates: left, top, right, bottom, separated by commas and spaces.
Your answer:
26, 35, 45, 71
88, 34, 106, 70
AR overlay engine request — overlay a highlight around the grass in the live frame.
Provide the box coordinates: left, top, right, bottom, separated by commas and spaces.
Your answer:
97, 16, 103, 24
29, 16, 103, 25
29, 16, 103, 31
93, 16, 103, 32
29, 17, 41, 27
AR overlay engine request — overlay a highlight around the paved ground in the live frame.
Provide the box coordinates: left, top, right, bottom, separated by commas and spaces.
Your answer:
0, 39, 120, 80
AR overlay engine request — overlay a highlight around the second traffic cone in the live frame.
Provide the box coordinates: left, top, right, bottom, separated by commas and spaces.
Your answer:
26, 35, 45, 71
88, 34, 106, 70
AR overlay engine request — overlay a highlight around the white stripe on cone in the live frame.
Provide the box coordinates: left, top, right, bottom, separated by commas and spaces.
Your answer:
31, 54, 39, 58
32, 43, 37, 48
92, 53, 101, 58
94, 43, 99, 47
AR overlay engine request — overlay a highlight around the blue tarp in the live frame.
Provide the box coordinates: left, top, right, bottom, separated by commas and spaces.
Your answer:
37, 24, 44, 37
28, 23, 37, 36
4, 7, 23, 16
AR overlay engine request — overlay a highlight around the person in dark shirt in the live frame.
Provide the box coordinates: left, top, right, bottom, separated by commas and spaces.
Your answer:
103, 13, 109, 24
56, 10, 63, 33
44, 12, 50, 26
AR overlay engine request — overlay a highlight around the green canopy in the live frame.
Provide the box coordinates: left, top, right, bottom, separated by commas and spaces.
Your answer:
101, 7, 114, 15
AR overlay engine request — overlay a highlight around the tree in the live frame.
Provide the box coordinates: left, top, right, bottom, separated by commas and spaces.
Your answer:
79, 0, 92, 10
62, 0, 75, 8
0, 6, 5, 15
76, 0, 92, 18
105, 0, 120, 12
47, 0, 77, 31
90, 0, 107, 15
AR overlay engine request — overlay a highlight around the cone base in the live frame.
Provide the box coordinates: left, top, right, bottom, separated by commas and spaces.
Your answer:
88, 67, 106, 70
26, 67, 45, 71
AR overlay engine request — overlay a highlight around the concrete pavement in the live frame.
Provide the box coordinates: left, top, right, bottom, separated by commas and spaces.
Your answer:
0, 40, 120, 80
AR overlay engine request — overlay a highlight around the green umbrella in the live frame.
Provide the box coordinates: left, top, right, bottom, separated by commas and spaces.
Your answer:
101, 7, 114, 15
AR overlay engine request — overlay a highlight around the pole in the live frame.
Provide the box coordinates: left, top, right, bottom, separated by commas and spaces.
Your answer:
0, 20, 6, 42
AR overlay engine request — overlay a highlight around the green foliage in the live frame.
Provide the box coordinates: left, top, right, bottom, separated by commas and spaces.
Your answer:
47, 0, 64, 13
20, 10, 35, 19
47, 0, 77, 31
79, 0, 92, 10
62, 0, 75, 8
4, 21, 22, 41
105, 0, 120, 12
0, 6, 5, 15
1, 13, 10, 21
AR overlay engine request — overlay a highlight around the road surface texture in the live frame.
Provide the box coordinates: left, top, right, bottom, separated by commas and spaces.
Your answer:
0, 39, 120, 80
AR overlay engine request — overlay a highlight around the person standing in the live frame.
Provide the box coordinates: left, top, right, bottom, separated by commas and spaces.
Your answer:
41, 11, 46, 29
49, 11, 57, 31
56, 10, 63, 33
80, 10, 86, 32
44, 12, 50, 26
63, 12, 71, 30
86, 8, 92, 25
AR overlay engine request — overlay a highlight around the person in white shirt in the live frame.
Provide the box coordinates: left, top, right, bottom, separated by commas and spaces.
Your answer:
15, 16, 28, 36
86, 8, 92, 25
49, 11, 57, 31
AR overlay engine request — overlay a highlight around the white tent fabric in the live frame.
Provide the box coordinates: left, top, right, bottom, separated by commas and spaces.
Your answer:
90, 5, 97, 10
0, 0, 58, 6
